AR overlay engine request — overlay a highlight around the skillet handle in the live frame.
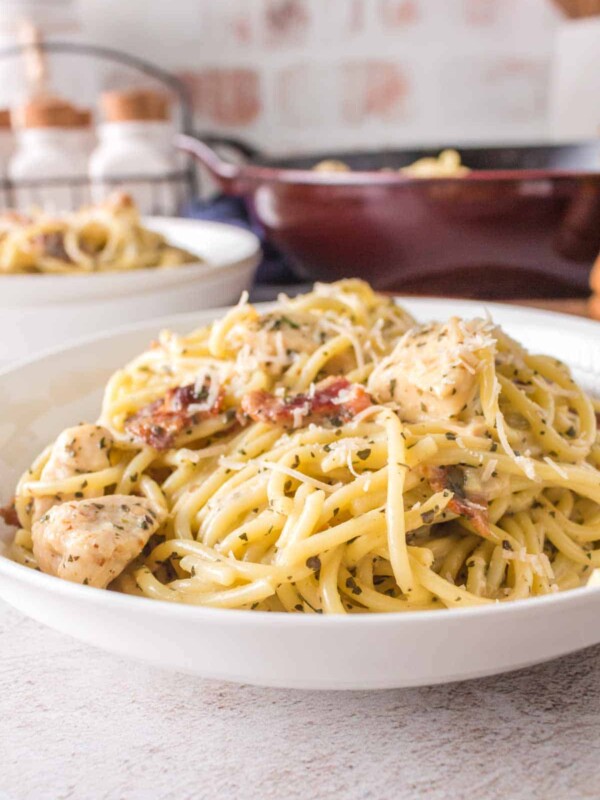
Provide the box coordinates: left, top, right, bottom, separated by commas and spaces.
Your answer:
196, 133, 260, 160
175, 133, 251, 194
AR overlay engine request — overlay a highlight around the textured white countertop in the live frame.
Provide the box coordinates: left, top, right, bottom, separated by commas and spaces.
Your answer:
1, 599, 599, 800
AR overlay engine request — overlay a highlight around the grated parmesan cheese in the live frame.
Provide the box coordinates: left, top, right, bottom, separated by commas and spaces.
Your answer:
291, 403, 311, 429
543, 456, 569, 480
318, 318, 366, 371
258, 460, 340, 493
190, 365, 222, 413
480, 458, 498, 483
176, 444, 229, 464
346, 448, 361, 479
495, 411, 539, 481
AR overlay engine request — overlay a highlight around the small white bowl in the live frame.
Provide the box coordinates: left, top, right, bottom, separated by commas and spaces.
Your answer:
0, 217, 261, 365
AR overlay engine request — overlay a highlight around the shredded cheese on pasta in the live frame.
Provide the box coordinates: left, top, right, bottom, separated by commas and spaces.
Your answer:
7, 279, 600, 613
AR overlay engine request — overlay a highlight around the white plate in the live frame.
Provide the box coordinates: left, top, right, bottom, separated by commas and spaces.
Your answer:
1, 298, 600, 690
0, 217, 261, 365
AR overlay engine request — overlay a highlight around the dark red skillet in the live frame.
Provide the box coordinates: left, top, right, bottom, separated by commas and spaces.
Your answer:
177, 135, 600, 300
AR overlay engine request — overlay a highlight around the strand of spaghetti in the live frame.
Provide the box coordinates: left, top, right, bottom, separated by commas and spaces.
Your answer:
278, 508, 387, 567
409, 558, 493, 608
216, 509, 284, 556
147, 539, 321, 586
294, 334, 353, 391
139, 475, 168, 514
379, 409, 413, 594
498, 374, 590, 462
319, 546, 347, 614
277, 486, 325, 559
259, 459, 341, 493
178, 556, 236, 586
338, 565, 429, 612
20, 465, 124, 497
440, 534, 480, 585
116, 446, 156, 493
272, 483, 311, 556
135, 567, 275, 608
504, 513, 552, 595
294, 573, 322, 611
539, 503, 600, 544
486, 544, 510, 596
528, 354, 596, 449
202, 477, 269, 545
497, 522, 535, 601
479, 347, 500, 428
276, 581, 307, 612
345, 491, 452, 564
535, 504, 600, 567
465, 540, 494, 596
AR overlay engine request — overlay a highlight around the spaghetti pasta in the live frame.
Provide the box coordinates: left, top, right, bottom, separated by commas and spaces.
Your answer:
6, 279, 600, 613
313, 149, 470, 177
0, 192, 199, 274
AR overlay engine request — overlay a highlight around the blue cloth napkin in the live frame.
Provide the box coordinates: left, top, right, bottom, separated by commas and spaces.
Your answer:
184, 196, 300, 285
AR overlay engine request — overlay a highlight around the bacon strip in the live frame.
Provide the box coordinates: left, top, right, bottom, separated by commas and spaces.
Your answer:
125, 380, 224, 450
0, 501, 19, 527
240, 377, 372, 428
35, 231, 71, 262
424, 465, 491, 539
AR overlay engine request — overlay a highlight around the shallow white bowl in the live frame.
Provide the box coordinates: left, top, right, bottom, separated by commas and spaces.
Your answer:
1, 299, 600, 690
0, 216, 261, 365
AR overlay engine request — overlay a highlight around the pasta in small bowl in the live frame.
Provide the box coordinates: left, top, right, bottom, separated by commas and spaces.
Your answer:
0, 193, 261, 364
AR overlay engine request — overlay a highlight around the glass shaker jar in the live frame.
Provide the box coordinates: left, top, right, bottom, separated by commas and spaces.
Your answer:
9, 96, 91, 211
89, 89, 179, 215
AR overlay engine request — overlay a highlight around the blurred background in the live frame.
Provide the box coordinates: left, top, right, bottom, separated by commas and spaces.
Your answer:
0, 0, 598, 152
0, 0, 598, 305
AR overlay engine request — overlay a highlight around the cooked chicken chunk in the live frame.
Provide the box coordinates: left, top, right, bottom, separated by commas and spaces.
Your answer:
368, 318, 495, 423
226, 308, 322, 375
34, 424, 114, 521
32, 495, 165, 588
223, 307, 354, 378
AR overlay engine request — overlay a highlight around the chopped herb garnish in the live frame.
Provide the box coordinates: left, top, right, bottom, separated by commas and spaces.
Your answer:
306, 556, 321, 573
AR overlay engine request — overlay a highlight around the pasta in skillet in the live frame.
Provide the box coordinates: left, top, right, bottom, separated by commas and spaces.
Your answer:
6, 279, 600, 613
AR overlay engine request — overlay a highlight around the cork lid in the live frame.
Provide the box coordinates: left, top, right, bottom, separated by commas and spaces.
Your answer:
77, 109, 93, 127
100, 89, 171, 123
552, 0, 600, 17
0, 109, 10, 129
12, 97, 92, 129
